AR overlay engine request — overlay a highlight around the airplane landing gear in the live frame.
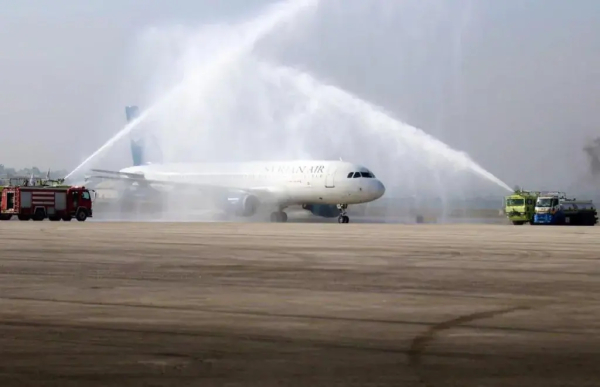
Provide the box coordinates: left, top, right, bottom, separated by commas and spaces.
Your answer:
270, 211, 288, 223
337, 204, 349, 223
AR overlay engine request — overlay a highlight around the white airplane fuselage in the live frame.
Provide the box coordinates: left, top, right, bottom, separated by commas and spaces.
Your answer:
119, 160, 385, 207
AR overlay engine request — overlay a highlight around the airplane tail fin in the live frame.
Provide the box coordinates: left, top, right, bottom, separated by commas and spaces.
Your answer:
126, 105, 162, 166
126, 106, 143, 166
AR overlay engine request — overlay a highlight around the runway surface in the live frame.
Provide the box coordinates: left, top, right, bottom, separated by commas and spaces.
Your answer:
1, 222, 599, 386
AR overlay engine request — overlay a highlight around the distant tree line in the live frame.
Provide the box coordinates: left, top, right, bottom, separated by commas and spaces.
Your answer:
0, 164, 69, 179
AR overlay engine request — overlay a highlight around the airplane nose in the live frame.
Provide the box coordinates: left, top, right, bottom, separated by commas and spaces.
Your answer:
371, 179, 385, 199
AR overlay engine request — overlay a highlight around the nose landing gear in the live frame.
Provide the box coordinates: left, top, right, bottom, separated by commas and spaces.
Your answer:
337, 204, 349, 223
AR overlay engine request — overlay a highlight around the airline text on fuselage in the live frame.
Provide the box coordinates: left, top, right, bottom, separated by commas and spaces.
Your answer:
263, 165, 325, 174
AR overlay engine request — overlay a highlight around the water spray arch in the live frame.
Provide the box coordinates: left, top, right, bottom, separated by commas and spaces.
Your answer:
67, 0, 512, 222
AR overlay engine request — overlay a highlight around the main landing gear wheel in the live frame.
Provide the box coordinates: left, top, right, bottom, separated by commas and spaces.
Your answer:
270, 211, 288, 223
337, 204, 350, 224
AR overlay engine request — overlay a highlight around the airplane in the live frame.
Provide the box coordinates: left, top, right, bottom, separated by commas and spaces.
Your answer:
85, 106, 386, 223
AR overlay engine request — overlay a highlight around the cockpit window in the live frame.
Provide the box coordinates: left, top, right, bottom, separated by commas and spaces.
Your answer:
348, 171, 376, 178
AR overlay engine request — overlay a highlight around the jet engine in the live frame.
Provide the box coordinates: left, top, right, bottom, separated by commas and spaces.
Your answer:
302, 204, 338, 218
225, 194, 261, 217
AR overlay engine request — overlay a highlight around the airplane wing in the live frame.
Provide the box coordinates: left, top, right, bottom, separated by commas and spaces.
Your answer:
86, 169, 177, 187
89, 169, 147, 179
86, 169, 284, 201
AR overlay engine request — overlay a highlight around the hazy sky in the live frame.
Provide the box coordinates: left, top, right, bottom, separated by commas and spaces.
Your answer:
1, 0, 599, 193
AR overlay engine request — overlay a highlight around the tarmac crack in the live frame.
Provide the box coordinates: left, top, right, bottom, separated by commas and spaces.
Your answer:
0, 296, 569, 335
407, 305, 532, 387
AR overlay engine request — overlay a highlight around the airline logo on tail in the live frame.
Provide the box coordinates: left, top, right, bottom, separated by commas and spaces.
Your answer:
126, 105, 162, 167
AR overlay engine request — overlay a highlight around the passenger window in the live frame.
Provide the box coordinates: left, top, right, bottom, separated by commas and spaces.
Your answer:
82, 192, 90, 200
347, 172, 353, 178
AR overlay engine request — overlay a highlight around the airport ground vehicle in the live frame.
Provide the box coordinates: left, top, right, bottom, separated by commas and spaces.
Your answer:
0, 186, 4, 216
0, 185, 94, 221
533, 192, 598, 225
503, 189, 539, 225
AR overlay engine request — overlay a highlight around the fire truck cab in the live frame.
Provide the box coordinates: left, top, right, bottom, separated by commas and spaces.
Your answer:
0, 185, 93, 221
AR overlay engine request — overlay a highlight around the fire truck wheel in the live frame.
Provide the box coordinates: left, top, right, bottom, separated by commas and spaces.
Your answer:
76, 210, 87, 222
33, 208, 45, 221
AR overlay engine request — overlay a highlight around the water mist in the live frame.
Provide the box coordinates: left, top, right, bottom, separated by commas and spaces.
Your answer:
65, 0, 320, 180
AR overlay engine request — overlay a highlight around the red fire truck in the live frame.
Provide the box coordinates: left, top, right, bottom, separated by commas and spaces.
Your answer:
0, 185, 94, 221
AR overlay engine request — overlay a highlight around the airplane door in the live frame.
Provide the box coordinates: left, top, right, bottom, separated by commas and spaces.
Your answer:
325, 173, 335, 188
